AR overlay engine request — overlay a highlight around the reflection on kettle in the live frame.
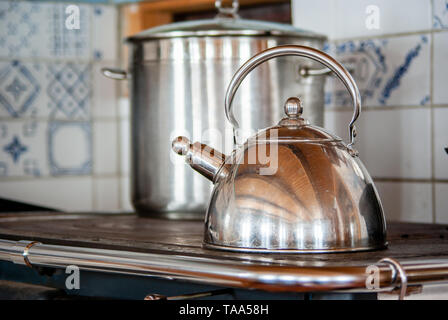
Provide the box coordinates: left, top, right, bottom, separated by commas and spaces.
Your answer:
172, 45, 387, 253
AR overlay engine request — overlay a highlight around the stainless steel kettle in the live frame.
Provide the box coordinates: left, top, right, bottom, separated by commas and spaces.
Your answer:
172, 45, 387, 253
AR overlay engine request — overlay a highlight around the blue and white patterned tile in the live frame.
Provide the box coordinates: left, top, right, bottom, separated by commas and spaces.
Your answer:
0, 60, 46, 118
46, 62, 91, 120
433, 0, 448, 29
92, 5, 118, 61
326, 34, 431, 107
0, 1, 45, 58
0, 61, 92, 120
0, 1, 91, 59
0, 120, 48, 178
44, 3, 91, 59
48, 121, 92, 176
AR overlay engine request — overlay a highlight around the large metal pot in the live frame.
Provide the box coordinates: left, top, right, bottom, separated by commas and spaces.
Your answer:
103, 1, 326, 218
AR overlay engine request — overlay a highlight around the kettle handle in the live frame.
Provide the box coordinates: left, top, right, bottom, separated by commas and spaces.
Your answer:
225, 45, 361, 152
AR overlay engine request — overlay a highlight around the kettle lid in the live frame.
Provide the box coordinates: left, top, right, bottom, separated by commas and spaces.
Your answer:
126, 18, 326, 42
252, 97, 341, 144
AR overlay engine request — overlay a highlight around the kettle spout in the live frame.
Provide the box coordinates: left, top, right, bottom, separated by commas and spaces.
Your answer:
172, 136, 228, 183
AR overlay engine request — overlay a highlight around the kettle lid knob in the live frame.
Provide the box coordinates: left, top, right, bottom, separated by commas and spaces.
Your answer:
284, 97, 303, 119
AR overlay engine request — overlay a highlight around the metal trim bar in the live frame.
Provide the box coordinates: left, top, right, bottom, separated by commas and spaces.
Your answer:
1, 239, 448, 293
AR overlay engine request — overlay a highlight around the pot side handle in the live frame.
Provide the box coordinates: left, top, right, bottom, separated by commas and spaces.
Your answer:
101, 67, 128, 80
225, 45, 361, 154
298, 62, 356, 77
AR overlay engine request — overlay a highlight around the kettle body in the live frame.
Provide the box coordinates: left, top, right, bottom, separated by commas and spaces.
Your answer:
172, 45, 387, 253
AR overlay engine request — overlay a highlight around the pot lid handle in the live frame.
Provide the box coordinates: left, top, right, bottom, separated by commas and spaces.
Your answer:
215, 0, 239, 18
225, 45, 361, 154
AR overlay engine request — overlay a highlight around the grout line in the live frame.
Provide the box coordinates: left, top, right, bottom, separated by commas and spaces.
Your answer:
373, 177, 448, 183
0, 117, 117, 123
3, 175, 447, 183
3, 104, 445, 124
330, 28, 448, 43
325, 105, 434, 112
116, 5, 124, 210
89, 5, 96, 211
430, 0, 437, 223
0, 173, 122, 182
0, 57, 117, 64
89, 4, 97, 212
6, 0, 116, 5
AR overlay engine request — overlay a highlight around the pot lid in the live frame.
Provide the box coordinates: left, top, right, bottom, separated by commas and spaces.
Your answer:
126, 17, 326, 42
250, 97, 341, 144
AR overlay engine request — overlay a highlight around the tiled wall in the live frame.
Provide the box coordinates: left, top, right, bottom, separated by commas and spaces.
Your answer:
0, 1, 129, 212
2, 0, 447, 221
293, 0, 448, 223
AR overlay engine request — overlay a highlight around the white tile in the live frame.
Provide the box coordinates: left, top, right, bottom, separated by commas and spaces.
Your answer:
436, 183, 448, 223
323, 109, 354, 142
326, 108, 431, 180
118, 97, 130, 119
335, 0, 431, 39
433, 0, 448, 29
434, 108, 448, 179
119, 117, 130, 175
375, 181, 433, 223
292, 0, 431, 40
93, 121, 118, 175
93, 177, 120, 212
0, 177, 93, 211
353, 108, 430, 179
326, 34, 431, 108
120, 176, 133, 212
318, 109, 431, 180
92, 5, 118, 61
291, 0, 335, 38
48, 121, 92, 176
0, 120, 48, 178
92, 63, 118, 119
433, 32, 448, 104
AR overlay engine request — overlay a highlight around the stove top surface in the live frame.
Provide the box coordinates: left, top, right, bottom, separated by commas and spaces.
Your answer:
1, 211, 447, 267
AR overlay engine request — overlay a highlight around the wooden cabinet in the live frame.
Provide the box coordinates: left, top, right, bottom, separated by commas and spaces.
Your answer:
121, 0, 291, 37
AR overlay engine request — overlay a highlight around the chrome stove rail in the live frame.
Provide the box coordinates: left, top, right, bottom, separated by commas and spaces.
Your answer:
1, 239, 448, 295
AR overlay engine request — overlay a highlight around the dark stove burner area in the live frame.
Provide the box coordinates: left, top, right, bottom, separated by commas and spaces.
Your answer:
1, 212, 448, 300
